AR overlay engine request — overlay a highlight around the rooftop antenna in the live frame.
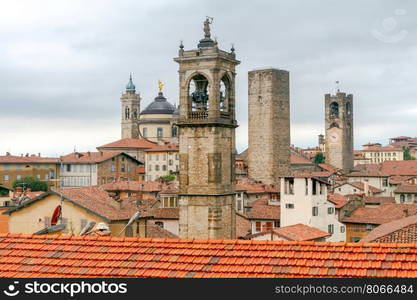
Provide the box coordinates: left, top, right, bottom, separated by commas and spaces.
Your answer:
118, 210, 140, 236
79, 221, 96, 236
335, 81, 340, 93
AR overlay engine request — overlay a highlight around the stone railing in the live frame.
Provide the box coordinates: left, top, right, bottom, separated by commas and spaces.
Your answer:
188, 111, 208, 119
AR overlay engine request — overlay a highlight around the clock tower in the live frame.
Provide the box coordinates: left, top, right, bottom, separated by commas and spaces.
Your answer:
121, 75, 141, 139
325, 91, 353, 173
174, 18, 239, 239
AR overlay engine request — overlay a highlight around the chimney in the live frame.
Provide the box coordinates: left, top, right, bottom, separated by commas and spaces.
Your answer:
364, 181, 369, 196
38, 153, 41, 157
25, 153, 29, 157
404, 209, 409, 217
87, 151, 91, 156
5, 152, 10, 156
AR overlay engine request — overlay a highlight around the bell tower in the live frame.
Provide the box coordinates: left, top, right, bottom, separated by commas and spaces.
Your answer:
174, 18, 240, 239
325, 91, 353, 173
121, 75, 141, 139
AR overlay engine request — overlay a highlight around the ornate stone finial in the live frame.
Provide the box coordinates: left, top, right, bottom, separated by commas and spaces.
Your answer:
179, 40, 184, 49
158, 80, 164, 93
203, 16, 213, 38
231, 43, 235, 52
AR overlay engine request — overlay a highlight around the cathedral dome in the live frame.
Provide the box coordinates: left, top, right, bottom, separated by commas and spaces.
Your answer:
140, 92, 175, 115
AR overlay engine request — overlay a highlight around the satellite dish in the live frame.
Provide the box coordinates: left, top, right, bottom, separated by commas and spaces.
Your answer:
79, 221, 96, 236
51, 205, 62, 226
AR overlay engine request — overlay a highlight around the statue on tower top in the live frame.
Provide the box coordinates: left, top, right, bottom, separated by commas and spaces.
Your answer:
203, 16, 213, 38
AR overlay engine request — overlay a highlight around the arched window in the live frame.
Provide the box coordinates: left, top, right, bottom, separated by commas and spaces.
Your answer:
219, 75, 230, 112
330, 122, 339, 128
346, 102, 351, 115
188, 74, 209, 114
133, 109, 138, 119
125, 107, 130, 119
155, 221, 164, 228
330, 102, 339, 118
143, 128, 148, 137
171, 126, 178, 137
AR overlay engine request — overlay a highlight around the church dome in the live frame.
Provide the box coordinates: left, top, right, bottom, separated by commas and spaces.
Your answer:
126, 75, 136, 93
140, 92, 175, 115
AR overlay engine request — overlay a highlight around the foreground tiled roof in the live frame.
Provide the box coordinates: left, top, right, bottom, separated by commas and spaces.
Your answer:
342, 203, 417, 225
97, 138, 157, 149
245, 224, 330, 241
3, 234, 417, 277
362, 215, 417, 243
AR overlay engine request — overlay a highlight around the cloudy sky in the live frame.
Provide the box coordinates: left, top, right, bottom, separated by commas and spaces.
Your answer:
1, 0, 416, 156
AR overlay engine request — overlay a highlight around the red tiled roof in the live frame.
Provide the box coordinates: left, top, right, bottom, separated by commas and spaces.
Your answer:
362, 146, 402, 152
3, 234, 417, 278
60, 152, 139, 164
318, 163, 339, 173
245, 224, 330, 241
236, 213, 251, 238
389, 176, 416, 185
362, 215, 417, 243
290, 153, 312, 164
146, 224, 179, 238
97, 138, 158, 149
101, 181, 164, 192
328, 193, 348, 209
394, 184, 417, 194
0, 155, 59, 163
349, 161, 417, 177
235, 179, 278, 194
145, 144, 179, 152
142, 208, 179, 220
346, 182, 383, 193
246, 198, 280, 220
363, 196, 395, 205
342, 203, 417, 225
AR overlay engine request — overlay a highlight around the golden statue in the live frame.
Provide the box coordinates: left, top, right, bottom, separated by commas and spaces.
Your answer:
158, 80, 164, 92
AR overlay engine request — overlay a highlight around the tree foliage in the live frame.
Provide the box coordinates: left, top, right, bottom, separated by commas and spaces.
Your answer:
403, 147, 416, 160
12, 177, 49, 192
160, 174, 176, 183
314, 152, 325, 164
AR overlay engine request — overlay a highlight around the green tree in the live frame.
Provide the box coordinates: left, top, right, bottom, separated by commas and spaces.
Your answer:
160, 174, 176, 183
403, 147, 416, 160
314, 152, 325, 164
12, 177, 48, 192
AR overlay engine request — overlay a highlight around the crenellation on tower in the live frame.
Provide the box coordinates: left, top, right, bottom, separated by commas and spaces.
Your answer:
324, 91, 354, 173
247, 68, 291, 185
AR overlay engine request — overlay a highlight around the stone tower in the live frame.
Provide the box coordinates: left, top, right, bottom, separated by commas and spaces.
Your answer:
248, 69, 291, 185
174, 18, 239, 239
121, 75, 141, 139
325, 91, 353, 172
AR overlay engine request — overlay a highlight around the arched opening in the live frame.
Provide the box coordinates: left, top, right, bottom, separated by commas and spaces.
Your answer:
125, 107, 130, 119
188, 74, 210, 117
330, 102, 339, 118
219, 75, 230, 112
330, 122, 339, 128
346, 102, 351, 116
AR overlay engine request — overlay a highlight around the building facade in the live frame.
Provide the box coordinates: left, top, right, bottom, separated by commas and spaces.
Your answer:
174, 18, 239, 239
325, 91, 354, 173
248, 68, 290, 185
145, 144, 179, 181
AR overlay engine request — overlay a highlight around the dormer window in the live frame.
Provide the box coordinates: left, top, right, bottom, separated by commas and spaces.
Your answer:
162, 196, 178, 208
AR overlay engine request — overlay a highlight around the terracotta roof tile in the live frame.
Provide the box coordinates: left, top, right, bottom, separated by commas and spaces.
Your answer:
342, 203, 417, 225
3, 234, 417, 278
0, 155, 59, 163
328, 193, 348, 208
245, 224, 330, 241
362, 215, 417, 243
60, 152, 142, 164
97, 138, 158, 149
394, 184, 417, 194
246, 198, 280, 220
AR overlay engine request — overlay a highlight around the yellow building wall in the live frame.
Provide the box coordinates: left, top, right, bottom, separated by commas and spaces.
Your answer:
8, 193, 140, 237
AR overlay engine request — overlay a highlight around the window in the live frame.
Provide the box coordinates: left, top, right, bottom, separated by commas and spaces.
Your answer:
121, 164, 126, 172
175, 154, 179, 160
4, 165, 10, 171
340, 226, 345, 233
328, 207, 334, 214
255, 222, 261, 232
36, 174, 41, 179
171, 126, 178, 137
155, 165, 160, 171
312, 206, 318, 216
143, 128, 148, 137
45, 174, 49, 180
162, 165, 167, 171
16, 175, 21, 180
382, 178, 388, 187
157, 128, 163, 137
155, 222, 164, 228
3, 175, 9, 181
125, 225, 133, 237
366, 224, 374, 231
285, 178, 294, 195
330, 102, 339, 118
148, 165, 152, 171
264, 222, 273, 231
66, 165, 71, 172
156, 155, 159, 161
285, 203, 294, 209
111, 164, 116, 172
312, 179, 317, 195
328, 224, 334, 234
274, 221, 280, 228
351, 237, 361, 242
237, 200, 242, 211
169, 159, 173, 166
305, 178, 309, 195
